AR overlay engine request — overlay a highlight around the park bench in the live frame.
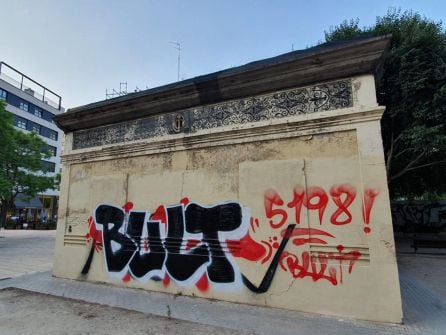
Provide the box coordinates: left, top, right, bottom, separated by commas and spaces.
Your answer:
412, 237, 446, 253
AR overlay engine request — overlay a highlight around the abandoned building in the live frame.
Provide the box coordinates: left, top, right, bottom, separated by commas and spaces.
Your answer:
53, 35, 402, 323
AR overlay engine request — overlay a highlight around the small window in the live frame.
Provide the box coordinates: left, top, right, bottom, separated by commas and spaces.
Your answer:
34, 108, 42, 118
0, 89, 6, 101
17, 118, 27, 129
48, 146, 57, 156
19, 101, 29, 112
49, 131, 58, 141
41, 161, 56, 173
32, 124, 41, 134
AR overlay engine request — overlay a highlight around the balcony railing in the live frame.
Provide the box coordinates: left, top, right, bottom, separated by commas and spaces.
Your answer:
0, 62, 62, 110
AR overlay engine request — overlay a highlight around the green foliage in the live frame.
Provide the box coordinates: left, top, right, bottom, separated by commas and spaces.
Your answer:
0, 101, 56, 226
325, 18, 368, 42
325, 8, 446, 198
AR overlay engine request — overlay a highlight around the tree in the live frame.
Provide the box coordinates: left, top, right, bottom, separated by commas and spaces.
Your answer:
0, 101, 56, 227
325, 9, 446, 198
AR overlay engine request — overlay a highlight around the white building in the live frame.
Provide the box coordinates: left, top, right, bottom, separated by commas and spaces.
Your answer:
0, 62, 64, 224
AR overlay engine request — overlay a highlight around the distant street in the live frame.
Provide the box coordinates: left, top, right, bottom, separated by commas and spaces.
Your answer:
0, 230, 55, 280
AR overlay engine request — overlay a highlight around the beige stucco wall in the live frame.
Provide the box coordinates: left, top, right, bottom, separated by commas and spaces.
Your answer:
53, 75, 402, 323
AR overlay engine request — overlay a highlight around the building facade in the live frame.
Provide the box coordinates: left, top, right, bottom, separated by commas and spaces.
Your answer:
0, 62, 64, 225
53, 36, 403, 323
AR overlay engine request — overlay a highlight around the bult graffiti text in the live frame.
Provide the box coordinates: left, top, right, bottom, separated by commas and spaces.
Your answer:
82, 198, 294, 293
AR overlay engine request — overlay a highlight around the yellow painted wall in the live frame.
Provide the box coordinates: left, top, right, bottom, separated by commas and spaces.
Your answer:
54, 75, 402, 323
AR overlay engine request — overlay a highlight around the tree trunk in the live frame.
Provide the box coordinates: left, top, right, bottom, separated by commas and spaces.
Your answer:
0, 201, 9, 228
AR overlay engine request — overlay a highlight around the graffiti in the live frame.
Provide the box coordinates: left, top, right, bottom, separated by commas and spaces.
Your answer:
82, 183, 375, 291
279, 246, 361, 285
265, 184, 379, 233
363, 188, 379, 233
228, 223, 361, 285
330, 184, 356, 225
391, 201, 446, 233
82, 199, 295, 293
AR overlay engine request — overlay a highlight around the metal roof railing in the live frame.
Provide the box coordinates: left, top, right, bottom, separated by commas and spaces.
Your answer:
0, 62, 62, 110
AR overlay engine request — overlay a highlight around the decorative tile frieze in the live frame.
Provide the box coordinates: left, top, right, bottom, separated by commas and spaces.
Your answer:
72, 80, 352, 150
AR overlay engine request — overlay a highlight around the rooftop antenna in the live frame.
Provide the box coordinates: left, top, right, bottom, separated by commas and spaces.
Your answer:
170, 41, 181, 81
105, 82, 128, 99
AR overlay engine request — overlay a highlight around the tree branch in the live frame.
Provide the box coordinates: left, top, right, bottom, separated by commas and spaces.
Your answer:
389, 150, 426, 182
393, 132, 403, 145
386, 132, 405, 177
386, 132, 395, 176
405, 159, 446, 173
394, 147, 413, 159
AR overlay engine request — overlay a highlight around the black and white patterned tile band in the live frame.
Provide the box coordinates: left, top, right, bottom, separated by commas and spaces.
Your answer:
72, 80, 352, 150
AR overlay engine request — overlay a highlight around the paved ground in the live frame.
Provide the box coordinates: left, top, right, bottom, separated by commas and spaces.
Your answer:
0, 229, 55, 279
0, 230, 444, 335
0, 288, 249, 335
396, 236, 446, 301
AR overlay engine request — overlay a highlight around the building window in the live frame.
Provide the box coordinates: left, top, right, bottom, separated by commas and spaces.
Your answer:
19, 101, 29, 112
41, 161, 56, 173
48, 146, 57, 156
32, 124, 41, 134
0, 89, 6, 101
34, 108, 42, 118
49, 131, 58, 141
17, 118, 27, 129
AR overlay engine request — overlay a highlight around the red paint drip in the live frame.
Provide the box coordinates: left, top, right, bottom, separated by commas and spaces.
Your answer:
260, 240, 273, 264
122, 272, 131, 283
185, 239, 200, 250
195, 273, 209, 292
279, 251, 337, 285
180, 197, 190, 206
287, 186, 305, 224
292, 238, 328, 246
122, 202, 134, 213
152, 205, 167, 224
279, 248, 361, 286
163, 273, 170, 288
305, 186, 329, 225
362, 188, 379, 234
85, 216, 95, 242
280, 227, 335, 238
85, 216, 103, 252
264, 189, 288, 229
250, 217, 256, 233
227, 233, 267, 262
329, 184, 356, 225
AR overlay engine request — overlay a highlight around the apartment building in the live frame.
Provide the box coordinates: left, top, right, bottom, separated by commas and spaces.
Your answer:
0, 62, 64, 224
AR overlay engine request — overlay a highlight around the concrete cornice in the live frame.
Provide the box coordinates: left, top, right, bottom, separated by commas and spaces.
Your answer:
61, 106, 385, 165
55, 36, 391, 132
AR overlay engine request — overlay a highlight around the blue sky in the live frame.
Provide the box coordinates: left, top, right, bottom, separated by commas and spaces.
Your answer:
1, 0, 445, 108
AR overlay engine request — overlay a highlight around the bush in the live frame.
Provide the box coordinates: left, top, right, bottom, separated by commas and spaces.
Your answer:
5, 219, 16, 229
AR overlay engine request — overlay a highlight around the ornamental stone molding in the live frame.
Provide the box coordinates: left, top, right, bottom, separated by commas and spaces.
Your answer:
72, 80, 352, 150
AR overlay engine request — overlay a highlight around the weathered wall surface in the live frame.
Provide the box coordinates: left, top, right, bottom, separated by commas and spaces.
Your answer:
53, 75, 402, 323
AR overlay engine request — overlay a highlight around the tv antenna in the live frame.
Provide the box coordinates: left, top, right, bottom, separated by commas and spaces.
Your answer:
170, 41, 181, 81
105, 82, 128, 99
